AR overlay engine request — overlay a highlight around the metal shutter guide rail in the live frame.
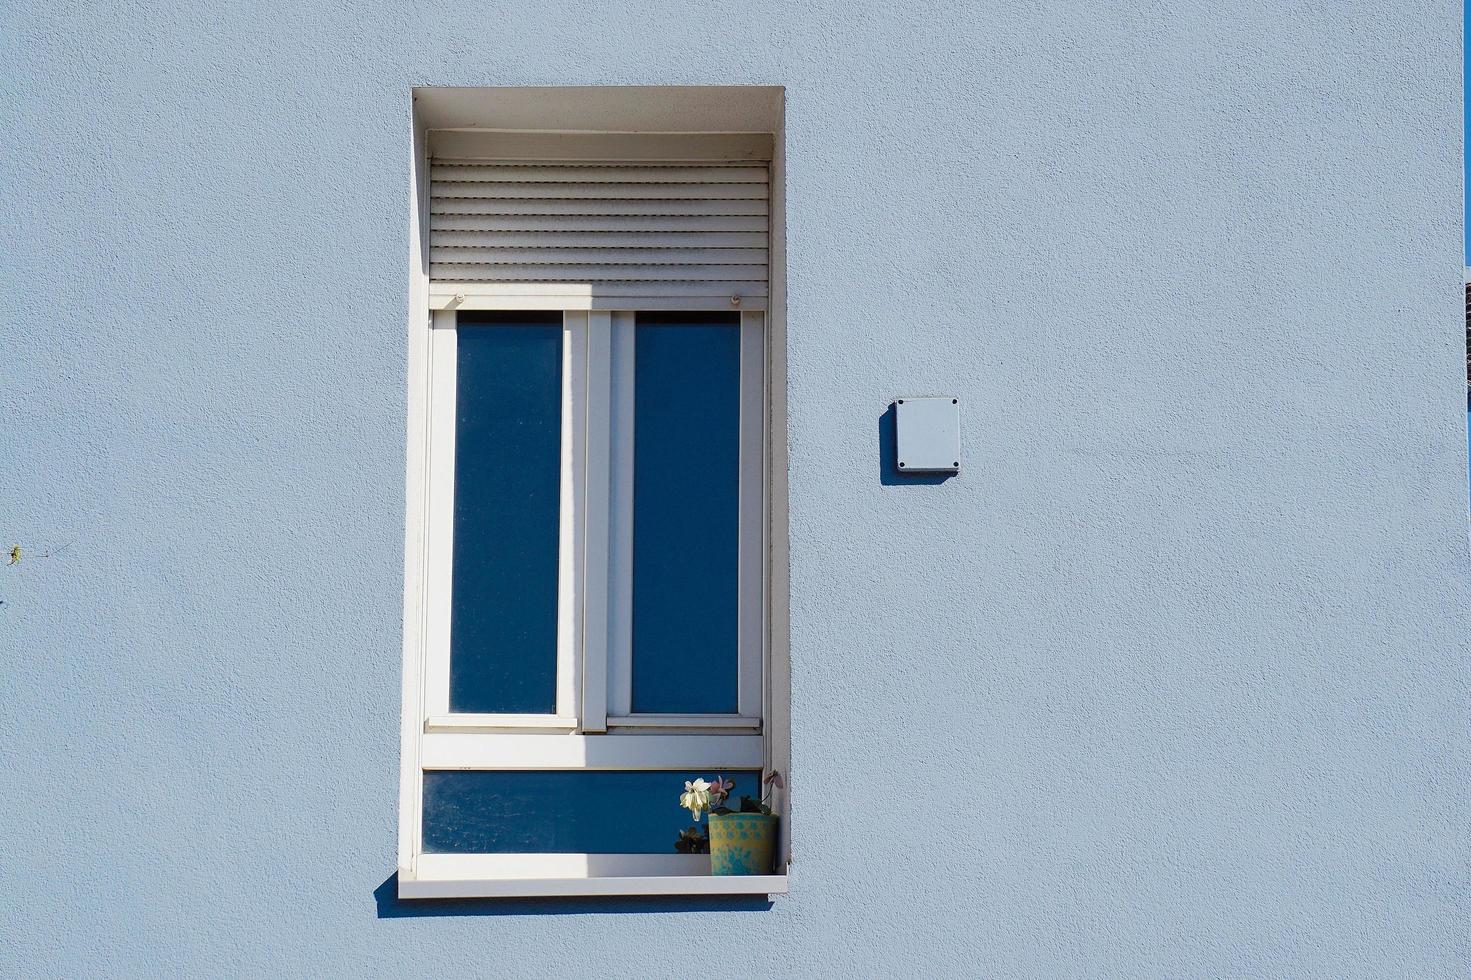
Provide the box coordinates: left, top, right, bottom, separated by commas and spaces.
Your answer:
427, 138, 771, 312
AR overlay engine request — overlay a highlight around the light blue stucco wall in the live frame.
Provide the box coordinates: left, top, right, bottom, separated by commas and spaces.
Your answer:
2, 2, 1466, 976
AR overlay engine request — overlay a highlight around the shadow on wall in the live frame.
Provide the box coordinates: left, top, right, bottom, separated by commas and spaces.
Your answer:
878, 404, 957, 487
373, 874, 774, 918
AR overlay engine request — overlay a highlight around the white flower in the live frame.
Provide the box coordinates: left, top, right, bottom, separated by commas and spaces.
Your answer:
680, 778, 712, 820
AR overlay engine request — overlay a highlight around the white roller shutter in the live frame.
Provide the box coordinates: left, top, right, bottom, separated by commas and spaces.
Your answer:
428, 160, 770, 308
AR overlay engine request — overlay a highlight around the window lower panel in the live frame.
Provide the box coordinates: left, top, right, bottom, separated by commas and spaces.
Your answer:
422, 769, 762, 853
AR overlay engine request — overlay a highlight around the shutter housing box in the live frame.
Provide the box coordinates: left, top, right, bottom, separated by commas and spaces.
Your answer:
427, 133, 772, 311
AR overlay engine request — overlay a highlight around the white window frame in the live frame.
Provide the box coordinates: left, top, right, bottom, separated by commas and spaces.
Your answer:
422, 309, 586, 731
398, 305, 781, 898
602, 310, 767, 730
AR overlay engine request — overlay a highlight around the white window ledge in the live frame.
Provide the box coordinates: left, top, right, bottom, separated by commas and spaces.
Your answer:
398, 874, 788, 899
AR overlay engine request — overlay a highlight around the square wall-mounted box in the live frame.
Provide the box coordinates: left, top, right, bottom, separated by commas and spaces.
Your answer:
895, 397, 961, 473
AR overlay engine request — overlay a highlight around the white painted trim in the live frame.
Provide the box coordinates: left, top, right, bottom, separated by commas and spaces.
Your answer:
398, 873, 787, 899
401, 101, 787, 887
608, 312, 637, 718
765, 101, 792, 871
420, 733, 764, 770
396, 115, 432, 879
423, 315, 458, 717
431, 285, 757, 299
426, 715, 579, 733
558, 312, 588, 719
738, 311, 766, 717
607, 715, 761, 730
606, 310, 764, 719
413, 86, 783, 136
415, 853, 712, 879
430, 288, 765, 313
581, 312, 613, 733
424, 314, 579, 724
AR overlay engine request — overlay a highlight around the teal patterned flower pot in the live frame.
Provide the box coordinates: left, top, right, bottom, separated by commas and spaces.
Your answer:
707, 812, 778, 875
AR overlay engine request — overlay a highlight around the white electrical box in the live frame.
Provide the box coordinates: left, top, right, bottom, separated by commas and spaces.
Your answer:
895, 397, 961, 473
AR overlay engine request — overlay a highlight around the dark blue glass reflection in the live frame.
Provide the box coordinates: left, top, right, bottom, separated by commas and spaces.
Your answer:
423, 770, 763, 853
632, 313, 742, 714
450, 314, 562, 714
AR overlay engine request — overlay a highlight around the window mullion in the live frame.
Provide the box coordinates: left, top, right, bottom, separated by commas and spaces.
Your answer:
581, 311, 614, 733
608, 311, 637, 716
557, 312, 589, 720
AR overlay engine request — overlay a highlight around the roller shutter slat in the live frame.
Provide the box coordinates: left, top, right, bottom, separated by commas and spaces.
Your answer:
431, 164, 768, 183
429, 263, 767, 282
429, 198, 767, 218
430, 230, 768, 249
429, 213, 766, 233
431, 247, 768, 265
431, 181, 767, 201
428, 279, 769, 297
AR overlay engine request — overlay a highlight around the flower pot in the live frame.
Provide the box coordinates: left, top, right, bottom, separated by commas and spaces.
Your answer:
707, 812, 778, 875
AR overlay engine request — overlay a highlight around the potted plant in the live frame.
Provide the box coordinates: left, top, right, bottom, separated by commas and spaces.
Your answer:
675, 772, 782, 875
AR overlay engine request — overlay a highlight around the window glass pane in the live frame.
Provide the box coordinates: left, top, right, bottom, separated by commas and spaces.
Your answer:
632, 313, 742, 713
423, 770, 763, 853
450, 313, 562, 713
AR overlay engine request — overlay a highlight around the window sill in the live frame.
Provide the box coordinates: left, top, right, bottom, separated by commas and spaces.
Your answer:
397, 873, 788, 899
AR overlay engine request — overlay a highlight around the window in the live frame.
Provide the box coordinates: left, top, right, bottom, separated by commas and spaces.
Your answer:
420, 308, 766, 735
398, 91, 787, 898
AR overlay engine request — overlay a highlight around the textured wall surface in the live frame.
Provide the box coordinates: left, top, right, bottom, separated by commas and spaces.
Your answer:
2, 2, 1466, 976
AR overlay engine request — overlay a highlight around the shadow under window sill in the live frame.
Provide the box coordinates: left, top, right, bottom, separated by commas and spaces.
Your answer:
375, 872, 778, 917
